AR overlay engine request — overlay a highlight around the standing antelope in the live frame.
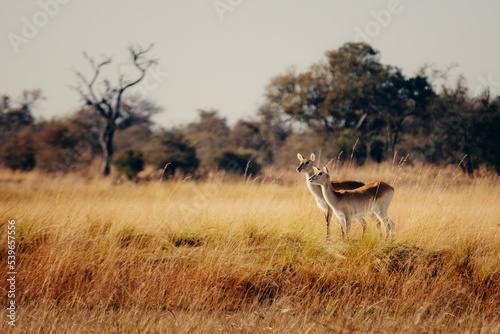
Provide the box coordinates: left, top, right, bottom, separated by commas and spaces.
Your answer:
309, 166, 395, 241
296, 153, 366, 239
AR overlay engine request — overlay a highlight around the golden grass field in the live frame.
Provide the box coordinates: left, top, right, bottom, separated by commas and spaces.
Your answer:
1, 162, 500, 333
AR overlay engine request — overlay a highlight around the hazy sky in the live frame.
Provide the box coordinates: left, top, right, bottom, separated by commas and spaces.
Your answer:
1, 0, 499, 127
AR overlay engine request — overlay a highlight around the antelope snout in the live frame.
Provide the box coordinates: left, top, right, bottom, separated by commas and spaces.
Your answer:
296, 167, 301, 172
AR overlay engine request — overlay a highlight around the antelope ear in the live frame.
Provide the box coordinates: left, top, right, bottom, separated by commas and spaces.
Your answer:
310, 153, 315, 161
323, 166, 329, 174
297, 153, 304, 161
313, 166, 319, 173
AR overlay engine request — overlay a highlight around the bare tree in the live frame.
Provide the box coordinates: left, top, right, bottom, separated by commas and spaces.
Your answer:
74, 44, 157, 176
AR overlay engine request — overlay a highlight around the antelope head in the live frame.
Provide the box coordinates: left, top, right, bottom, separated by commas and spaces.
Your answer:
296, 153, 316, 173
308, 166, 330, 186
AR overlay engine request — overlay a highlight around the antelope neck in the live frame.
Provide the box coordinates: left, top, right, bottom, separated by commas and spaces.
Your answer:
323, 181, 341, 200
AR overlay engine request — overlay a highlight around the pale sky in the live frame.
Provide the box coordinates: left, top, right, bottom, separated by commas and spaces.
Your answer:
1, 0, 499, 127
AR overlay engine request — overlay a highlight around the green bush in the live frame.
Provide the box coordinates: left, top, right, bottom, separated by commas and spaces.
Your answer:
113, 150, 145, 180
147, 131, 199, 178
212, 149, 261, 176
335, 129, 367, 164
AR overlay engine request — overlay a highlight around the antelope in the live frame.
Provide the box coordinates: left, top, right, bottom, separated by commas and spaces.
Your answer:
296, 153, 366, 239
309, 166, 395, 241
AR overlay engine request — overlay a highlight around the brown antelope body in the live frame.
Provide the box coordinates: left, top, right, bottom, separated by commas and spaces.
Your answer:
296, 153, 366, 239
309, 166, 396, 240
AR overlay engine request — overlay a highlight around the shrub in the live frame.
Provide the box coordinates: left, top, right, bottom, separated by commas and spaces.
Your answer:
0, 127, 36, 171
212, 149, 261, 176
147, 131, 199, 178
33, 119, 97, 173
335, 128, 367, 164
113, 150, 145, 180
369, 139, 385, 163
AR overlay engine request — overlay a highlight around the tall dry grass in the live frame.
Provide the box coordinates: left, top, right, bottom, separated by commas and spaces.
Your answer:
1, 163, 499, 333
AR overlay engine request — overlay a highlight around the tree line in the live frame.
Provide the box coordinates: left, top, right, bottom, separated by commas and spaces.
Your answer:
1, 42, 499, 178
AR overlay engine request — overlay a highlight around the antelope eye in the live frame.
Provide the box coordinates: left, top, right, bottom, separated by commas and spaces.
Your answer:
305, 161, 309, 164
318, 172, 323, 175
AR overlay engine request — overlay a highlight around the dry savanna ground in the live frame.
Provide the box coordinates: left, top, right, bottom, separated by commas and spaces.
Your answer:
1, 163, 500, 333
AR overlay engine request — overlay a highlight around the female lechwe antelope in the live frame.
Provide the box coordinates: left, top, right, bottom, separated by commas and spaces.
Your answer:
309, 166, 396, 241
296, 153, 366, 239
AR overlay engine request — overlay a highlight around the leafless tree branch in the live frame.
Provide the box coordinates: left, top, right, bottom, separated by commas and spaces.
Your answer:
71, 44, 157, 176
